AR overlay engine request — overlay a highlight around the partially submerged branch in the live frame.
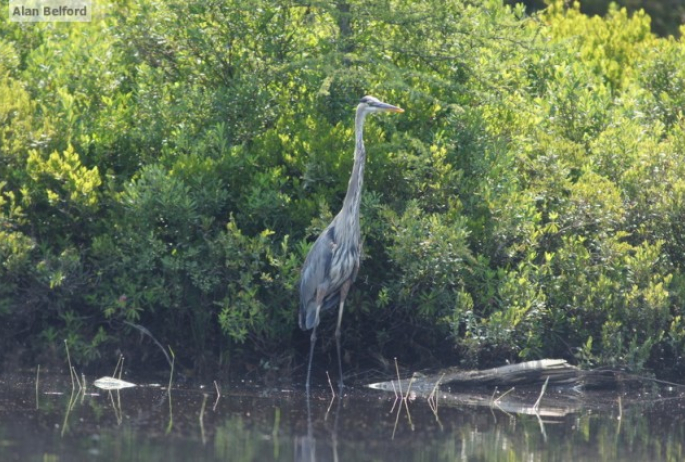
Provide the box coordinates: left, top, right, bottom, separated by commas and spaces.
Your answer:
368, 359, 614, 393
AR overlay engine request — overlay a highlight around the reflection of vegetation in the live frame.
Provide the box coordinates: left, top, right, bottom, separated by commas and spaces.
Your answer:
214, 417, 260, 461
2, 0, 685, 378
3, 375, 685, 461
383, 394, 685, 462
456, 404, 685, 462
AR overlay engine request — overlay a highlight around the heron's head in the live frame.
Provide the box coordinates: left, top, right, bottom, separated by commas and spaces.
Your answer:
357, 95, 404, 115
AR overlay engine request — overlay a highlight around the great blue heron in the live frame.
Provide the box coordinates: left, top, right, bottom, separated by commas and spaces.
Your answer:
299, 95, 404, 394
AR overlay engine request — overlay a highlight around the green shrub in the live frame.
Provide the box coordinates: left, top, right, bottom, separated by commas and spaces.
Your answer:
1, 0, 685, 378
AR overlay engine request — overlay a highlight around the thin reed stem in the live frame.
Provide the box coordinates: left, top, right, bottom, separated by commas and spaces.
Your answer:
35, 365, 40, 410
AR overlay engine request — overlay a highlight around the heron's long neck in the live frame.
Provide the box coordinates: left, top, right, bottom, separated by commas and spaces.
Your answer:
341, 109, 367, 220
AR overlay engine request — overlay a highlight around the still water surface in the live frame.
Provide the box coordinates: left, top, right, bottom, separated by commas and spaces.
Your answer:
1, 372, 684, 461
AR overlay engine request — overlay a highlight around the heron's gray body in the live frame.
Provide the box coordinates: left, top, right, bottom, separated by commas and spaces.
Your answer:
298, 96, 403, 394
299, 128, 365, 331
298, 217, 361, 330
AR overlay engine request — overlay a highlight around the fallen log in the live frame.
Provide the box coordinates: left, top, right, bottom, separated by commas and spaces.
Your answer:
366, 359, 685, 418
367, 359, 617, 393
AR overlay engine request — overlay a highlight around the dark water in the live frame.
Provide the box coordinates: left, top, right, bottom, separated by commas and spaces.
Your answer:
1, 372, 684, 461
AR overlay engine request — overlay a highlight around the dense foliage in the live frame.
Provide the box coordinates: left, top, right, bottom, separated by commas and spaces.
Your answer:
511, 0, 685, 38
2, 0, 685, 379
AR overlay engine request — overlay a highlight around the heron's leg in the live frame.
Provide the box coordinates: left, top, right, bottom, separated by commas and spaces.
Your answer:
306, 321, 318, 397
306, 290, 325, 396
335, 280, 352, 392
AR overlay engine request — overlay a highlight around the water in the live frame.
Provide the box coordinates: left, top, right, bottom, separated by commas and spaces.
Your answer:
1, 372, 684, 461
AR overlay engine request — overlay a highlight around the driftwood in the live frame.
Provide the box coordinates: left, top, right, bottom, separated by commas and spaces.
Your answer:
366, 359, 685, 418
367, 359, 618, 394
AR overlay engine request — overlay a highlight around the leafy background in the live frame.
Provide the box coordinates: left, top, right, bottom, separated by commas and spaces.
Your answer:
2, 0, 685, 381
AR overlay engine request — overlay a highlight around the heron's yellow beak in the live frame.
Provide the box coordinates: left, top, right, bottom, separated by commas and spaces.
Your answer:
373, 101, 404, 113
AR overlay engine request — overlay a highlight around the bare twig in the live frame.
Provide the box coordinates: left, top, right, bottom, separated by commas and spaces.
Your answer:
112, 355, 123, 378
213, 380, 221, 411
533, 376, 550, 413
402, 375, 415, 431
618, 395, 623, 420
64, 340, 76, 391
427, 373, 445, 414
166, 346, 176, 434
199, 394, 209, 444
389, 383, 399, 414
491, 386, 499, 402
35, 365, 40, 410
123, 321, 173, 367
326, 371, 337, 398
394, 358, 403, 397
392, 358, 415, 436
494, 387, 515, 404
